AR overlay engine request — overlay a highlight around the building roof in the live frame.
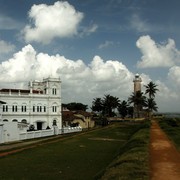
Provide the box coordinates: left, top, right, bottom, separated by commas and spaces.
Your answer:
62, 111, 86, 122
74, 110, 92, 117
62, 111, 74, 122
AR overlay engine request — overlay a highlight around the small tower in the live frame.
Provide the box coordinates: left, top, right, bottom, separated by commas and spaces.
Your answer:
133, 73, 142, 94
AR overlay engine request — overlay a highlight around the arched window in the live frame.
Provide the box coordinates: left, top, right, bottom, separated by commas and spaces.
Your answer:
37, 88, 42, 94
12, 119, 18, 122
33, 104, 35, 112
21, 103, 27, 112
3, 119, 8, 122
53, 120, 57, 126
44, 105, 46, 112
37, 103, 42, 112
21, 119, 27, 124
3, 105, 8, 112
52, 103, 58, 112
52, 86, 57, 95
12, 103, 18, 112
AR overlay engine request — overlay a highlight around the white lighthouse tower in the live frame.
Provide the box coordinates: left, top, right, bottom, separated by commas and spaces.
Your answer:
133, 74, 142, 118
133, 73, 142, 94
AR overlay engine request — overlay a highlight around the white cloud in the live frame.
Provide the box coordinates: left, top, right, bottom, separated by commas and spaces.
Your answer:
130, 14, 151, 33
1, 44, 180, 112
0, 45, 36, 82
0, 40, 15, 55
156, 80, 180, 111
168, 66, 180, 87
23, 1, 84, 44
136, 35, 180, 68
0, 44, 133, 105
80, 23, 98, 37
98, 40, 114, 49
156, 80, 178, 99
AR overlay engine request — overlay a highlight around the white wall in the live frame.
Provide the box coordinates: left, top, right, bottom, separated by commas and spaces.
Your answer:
3, 122, 19, 142
0, 125, 4, 143
0, 121, 82, 144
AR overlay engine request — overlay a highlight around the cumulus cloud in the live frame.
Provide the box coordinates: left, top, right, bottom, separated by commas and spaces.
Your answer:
152, 80, 179, 112
136, 35, 180, 68
0, 45, 36, 82
1, 44, 180, 112
0, 44, 134, 105
0, 40, 15, 55
156, 80, 178, 99
23, 1, 84, 44
168, 66, 180, 87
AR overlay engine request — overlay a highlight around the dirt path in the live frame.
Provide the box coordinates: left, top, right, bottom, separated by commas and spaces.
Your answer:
150, 120, 180, 180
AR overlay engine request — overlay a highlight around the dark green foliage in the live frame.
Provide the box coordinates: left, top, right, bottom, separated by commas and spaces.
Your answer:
165, 118, 179, 127
158, 118, 180, 150
144, 81, 159, 119
63, 102, 88, 111
92, 94, 120, 117
118, 100, 129, 118
128, 91, 147, 118
92, 98, 104, 112
145, 98, 158, 112
144, 81, 159, 99
127, 106, 134, 118
103, 94, 120, 117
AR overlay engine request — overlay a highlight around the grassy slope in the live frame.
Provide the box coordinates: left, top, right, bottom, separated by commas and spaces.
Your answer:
100, 122, 150, 180
0, 123, 143, 180
158, 118, 180, 150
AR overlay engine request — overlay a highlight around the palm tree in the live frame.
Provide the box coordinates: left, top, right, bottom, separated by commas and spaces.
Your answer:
118, 100, 129, 119
91, 98, 103, 113
144, 81, 159, 99
127, 106, 134, 118
146, 98, 158, 112
144, 81, 159, 119
103, 94, 120, 117
128, 91, 147, 118
145, 98, 158, 119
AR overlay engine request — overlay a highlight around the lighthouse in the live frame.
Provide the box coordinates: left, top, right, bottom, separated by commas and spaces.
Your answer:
133, 74, 142, 118
133, 73, 142, 94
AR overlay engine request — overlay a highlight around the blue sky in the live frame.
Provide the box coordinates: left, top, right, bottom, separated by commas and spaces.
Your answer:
0, 0, 180, 112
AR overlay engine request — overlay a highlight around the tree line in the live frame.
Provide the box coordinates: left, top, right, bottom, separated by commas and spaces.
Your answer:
91, 81, 159, 119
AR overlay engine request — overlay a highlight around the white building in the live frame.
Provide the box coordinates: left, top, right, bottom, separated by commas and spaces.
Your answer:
0, 77, 62, 131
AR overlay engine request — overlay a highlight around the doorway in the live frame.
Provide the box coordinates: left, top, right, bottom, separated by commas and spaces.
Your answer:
37, 122, 42, 130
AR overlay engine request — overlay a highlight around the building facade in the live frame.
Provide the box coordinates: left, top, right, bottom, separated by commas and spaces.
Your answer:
62, 109, 95, 129
0, 77, 62, 130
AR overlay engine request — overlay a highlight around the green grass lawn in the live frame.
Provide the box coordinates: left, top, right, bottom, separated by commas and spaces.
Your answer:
0, 122, 149, 180
158, 117, 180, 150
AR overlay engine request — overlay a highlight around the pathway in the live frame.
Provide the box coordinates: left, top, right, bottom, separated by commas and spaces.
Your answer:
150, 120, 180, 180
